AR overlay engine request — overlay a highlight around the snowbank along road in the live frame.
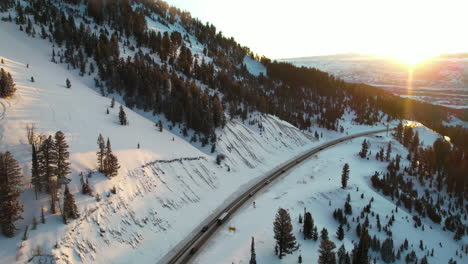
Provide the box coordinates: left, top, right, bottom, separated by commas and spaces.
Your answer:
163, 127, 394, 264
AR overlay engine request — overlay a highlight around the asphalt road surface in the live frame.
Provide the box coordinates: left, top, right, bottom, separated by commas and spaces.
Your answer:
163, 128, 393, 264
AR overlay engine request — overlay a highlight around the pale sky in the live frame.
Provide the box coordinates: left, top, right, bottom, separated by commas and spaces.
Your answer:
166, 0, 468, 60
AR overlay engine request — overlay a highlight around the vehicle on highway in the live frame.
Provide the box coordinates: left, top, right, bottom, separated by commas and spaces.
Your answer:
201, 225, 209, 232
217, 212, 229, 225
189, 247, 197, 254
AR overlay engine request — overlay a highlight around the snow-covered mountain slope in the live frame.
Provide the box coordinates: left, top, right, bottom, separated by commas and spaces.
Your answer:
0, 3, 448, 264
194, 129, 466, 264
243, 56, 266, 77
0, 21, 319, 263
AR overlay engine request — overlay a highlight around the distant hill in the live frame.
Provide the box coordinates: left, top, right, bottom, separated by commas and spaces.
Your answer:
281, 53, 468, 109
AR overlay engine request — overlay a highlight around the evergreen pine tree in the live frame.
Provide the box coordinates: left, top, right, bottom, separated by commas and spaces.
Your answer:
96, 134, 105, 172
385, 142, 392, 161
338, 244, 347, 264
66, 78, 71, 88
312, 226, 319, 241
62, 185, 79, 224
210, 143, 216, 153
380, 238, 395, 263
341, 163, 350, 188
31, 144, 41, 199
321, 227, 329, 240
54, 131, 71, 187
111, 97, 115, 108
119, 105, 127, 125
41, 206, 45, 224
0, 152, 24, 237
395, 122, 403, 141
411, 131, 419, 152
359, 139, 369, 158
337, 224, 345, 240
0, 68, 16, 97
37, 136, 56, 193
38, 136, 59, 213
103, 138, 119, 177
104, 153, 120, 178
403, 126, 413, 147
352, 228, 370, 264
273, 208, 298, 258
249, 236, 256, 264
344, 201, 352, 215
303, 212, 313, 239
106, 138, 112, 156
318, 239, 337, 264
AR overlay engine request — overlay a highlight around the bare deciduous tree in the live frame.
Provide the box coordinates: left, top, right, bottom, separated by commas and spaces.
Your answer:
26, 123, 36, 145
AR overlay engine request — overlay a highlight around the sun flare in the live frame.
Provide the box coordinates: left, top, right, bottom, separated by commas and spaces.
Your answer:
389, 51, 433, 66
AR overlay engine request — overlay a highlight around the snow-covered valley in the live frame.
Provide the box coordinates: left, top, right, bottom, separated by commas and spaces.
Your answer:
281, 55, 468, 110
194, 127, 467, 264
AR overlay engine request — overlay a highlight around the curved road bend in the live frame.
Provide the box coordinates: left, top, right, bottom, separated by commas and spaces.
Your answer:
163, 127, 394, 264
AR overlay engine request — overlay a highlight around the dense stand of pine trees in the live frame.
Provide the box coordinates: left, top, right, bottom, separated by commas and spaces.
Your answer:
97, 134, 120, 178
0, 129, 120, 237
6, 0, 466, 154
30, 131, 72, 215
371, 123, 467, 240
23, 1, 468, 135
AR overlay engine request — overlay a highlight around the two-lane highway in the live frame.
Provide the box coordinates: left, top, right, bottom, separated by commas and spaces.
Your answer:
163, 128, 393, 264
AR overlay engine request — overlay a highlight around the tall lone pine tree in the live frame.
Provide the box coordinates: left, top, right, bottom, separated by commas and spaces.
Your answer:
119, 105, 128, 125
0, 152, 23, 237
359, 139, 369, 158
273, 208, 298, 259
54, 131, 71, 188
249, 236, 256, 264
31, 144, 40, 199
341, 163, 350, 188
96, 134, 106, 173
303, 211, 314, 240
